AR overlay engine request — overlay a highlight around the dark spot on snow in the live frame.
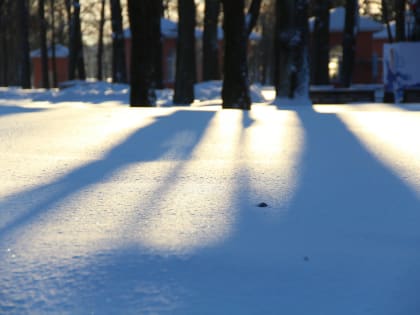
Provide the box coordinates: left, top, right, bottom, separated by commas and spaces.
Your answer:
257, 202, 268, 208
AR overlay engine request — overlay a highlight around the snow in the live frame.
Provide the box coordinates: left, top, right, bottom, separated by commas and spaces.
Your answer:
373, 20, 412, 40
124, 18, 203, 39
1, 82, 420, 314
30, 44, 69, 58
309, 6, 384, 33
123, 17, 260, 41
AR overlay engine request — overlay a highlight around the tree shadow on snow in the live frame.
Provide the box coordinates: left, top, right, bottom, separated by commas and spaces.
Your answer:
0, 109, 216, 240
0, 104, 46, 117
222, 105, 420, 314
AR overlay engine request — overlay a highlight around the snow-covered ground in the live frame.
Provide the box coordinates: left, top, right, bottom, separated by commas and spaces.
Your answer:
1, 82, 420, 314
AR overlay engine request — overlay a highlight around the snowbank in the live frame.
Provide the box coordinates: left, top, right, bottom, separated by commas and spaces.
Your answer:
1, 80, 267, 106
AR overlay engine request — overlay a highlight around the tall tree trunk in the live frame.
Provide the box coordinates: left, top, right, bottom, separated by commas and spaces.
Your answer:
274, 0, 309, 99
260, 2, 276, 85
412, 1, 420, 40
221, 0, 251, 109
18, 0, 31, 89
293, 0, 309, 98
340, 0, 358, 87
245, 0, 262, 36
97, 0, 106, 80
110, 0, 127, 83
127, 0, 160, 106
39, 0, 50, 88
154, 0, 164, 89
69, 0, 85, 80
0, 0, 8, 86
312, 0, 330, 85
274, 0, 294, 97
50, 0, 58, 87
174, 0, 196, 104
202, 0, 221, 81
382, 0, 393, 43
395, 0, 406, 42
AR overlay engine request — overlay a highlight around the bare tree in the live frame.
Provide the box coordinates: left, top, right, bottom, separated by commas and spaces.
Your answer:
68, 0, 86, 80
39, 0, 50, 88
18, 0, 31, 88
382, 0, 393, 43
340, 0, 358, 87
50, 0, 58, 87
174, 0, 196, 104
110, 0, 127, 83
411, 0, 420, 40
274, 0, 309, 98
221, 0, 251, 109
245, 0, 262, 36
202, 0, 221, 81
260, 1, 276, 85
312, 0, 330, 85
96, 0, 106, 80
0, 0, 10, 85
127, 0, 161, 106
395, 0, 406, 41
274, 0, 294, 97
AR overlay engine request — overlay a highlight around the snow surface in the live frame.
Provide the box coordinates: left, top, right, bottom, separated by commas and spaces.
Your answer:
124, 18, 203, 39
309, 6, 383, 33
1, 82, 420, 314
30, 44, 69, 58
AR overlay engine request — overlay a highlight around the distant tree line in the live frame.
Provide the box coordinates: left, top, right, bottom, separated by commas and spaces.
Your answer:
1, 0, 419, 109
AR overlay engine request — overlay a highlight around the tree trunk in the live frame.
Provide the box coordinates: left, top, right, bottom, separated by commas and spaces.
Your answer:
202, 0, 221, 81
221, 0, 251, 109
18, 0, 31, 89
127, 0, 160, 106
312, 0, 330, 85
260, 3, 276, 85
395, 0, 406, 42
245, 0, 262, 36
174, 0, 196, 104
293, 0, 310, 98
39, 0, 50, 89
97, 0, 106, 81
412, 1, 420, 40
50, 0, 58, 87
340, 0, 358, 87
69, 0, 86, 80
110, 0, 127, 83
382, 0, 393, 43
154, 0, 164, 89
0, 0, 8, 86
274, 0, 294, 97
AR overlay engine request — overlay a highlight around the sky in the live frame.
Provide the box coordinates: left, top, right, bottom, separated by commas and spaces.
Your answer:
1, 82, 420, 314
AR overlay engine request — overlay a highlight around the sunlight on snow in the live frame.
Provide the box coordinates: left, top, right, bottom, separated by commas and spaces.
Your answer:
0, 105, 175, 256
315, 104, 420, 197
3, 105, 305, 261
242, 106, 304, 210
137, 110, 243, 253
0, 103, 165, 200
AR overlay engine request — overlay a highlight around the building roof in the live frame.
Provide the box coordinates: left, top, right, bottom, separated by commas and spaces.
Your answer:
124, 17, 261, 41
124, 18, 203, 39
373, 20, 411, 39
30, 44, 69, 58
309, 6, 384, 33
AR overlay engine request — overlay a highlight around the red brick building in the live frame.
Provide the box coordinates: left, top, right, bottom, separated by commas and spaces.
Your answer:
30, 44, 69, 88
309, 7, 383, 84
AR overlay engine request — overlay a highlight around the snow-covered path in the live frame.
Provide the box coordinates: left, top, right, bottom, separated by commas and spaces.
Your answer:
1, 90, 420, 314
